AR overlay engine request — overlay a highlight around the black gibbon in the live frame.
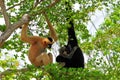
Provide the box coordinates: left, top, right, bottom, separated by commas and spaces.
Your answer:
56, 21, 84, 68
21, 12, 57, 67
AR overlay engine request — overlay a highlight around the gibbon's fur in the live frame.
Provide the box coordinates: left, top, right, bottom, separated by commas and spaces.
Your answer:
21, 13, 57, 67
56, 21, 84, 68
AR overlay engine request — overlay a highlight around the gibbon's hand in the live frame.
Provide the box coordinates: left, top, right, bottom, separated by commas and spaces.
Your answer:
22, 14, 30, 24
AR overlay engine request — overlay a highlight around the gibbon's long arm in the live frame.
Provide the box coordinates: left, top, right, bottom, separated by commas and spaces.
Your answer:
67, 21, 78, 47
21, 23, 42, 44
43, 12, 58, 42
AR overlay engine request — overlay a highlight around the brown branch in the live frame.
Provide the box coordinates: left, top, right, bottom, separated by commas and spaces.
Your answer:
0, 67, 46, 79
0, 1, 25, 13
0, 68, 28, 78
0, 0, 11, 29
0, 16, 29, 47
33, 0, 59, 9
31, 0, 60, 16
47, 0, 60, 8
33, 0, 44, 8
0, 0, 4, 6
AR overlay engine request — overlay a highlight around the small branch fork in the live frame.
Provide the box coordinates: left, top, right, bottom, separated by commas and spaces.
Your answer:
0, 0, 60, 47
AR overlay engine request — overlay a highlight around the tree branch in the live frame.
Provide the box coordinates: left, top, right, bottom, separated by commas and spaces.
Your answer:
88, 16, 97, 31
0, 0, 11, 29
0, 1, 25, 13
0, 68, 28, 78
32, 0, 60, 16
47, 0, 60, 8
33, 0, 43, 8
0, 0, 60, 48
0, 17, 28, 47
6, 1, 25, 11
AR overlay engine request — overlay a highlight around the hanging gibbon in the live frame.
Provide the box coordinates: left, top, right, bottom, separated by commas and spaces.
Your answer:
21, 12, 57, 67
56, 20, 84, 68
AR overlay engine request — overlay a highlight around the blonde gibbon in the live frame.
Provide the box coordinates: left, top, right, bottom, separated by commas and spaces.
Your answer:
21, 12, 57, 67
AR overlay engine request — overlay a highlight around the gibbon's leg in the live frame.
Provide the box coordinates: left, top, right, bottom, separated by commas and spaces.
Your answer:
40, 53, 52, 65
48, 53, 53, 63
34, 53, 52, 67
33, 55, 43, 67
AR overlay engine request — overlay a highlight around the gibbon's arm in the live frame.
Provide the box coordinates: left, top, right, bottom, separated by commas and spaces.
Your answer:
43, 12, 58, 42
68, 21, 78, 44
21, 14, 43, 44
21, 23, 41, 44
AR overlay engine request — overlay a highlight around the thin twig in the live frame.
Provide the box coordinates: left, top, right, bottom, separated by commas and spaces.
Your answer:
0, 1, 25, 13
47, 0, 60, 8
6, 1, 25, 11
34, 0, 44, 8
88, 16, 97, 31
31, 0, 60, 16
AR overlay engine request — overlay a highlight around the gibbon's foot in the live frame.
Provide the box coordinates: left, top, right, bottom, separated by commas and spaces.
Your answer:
48, 53, 53, 63
59, 62, 65, 67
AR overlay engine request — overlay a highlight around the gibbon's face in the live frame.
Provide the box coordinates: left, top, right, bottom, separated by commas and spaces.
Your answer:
48, 44, 52, 48
59, 45, 69, 55
43, 38, 53, 48
47, 37, 53, 48
59, 46, 69, 57
59, 46, 66, 54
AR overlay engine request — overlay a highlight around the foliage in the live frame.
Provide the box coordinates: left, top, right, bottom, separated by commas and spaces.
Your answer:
0, 0, 120, 79
1, 63, 120, 80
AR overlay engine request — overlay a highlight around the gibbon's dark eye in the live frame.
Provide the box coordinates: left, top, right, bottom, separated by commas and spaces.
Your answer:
59, 46, 66, 54
48, 44, 52, 48
47, 37, 53, 48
